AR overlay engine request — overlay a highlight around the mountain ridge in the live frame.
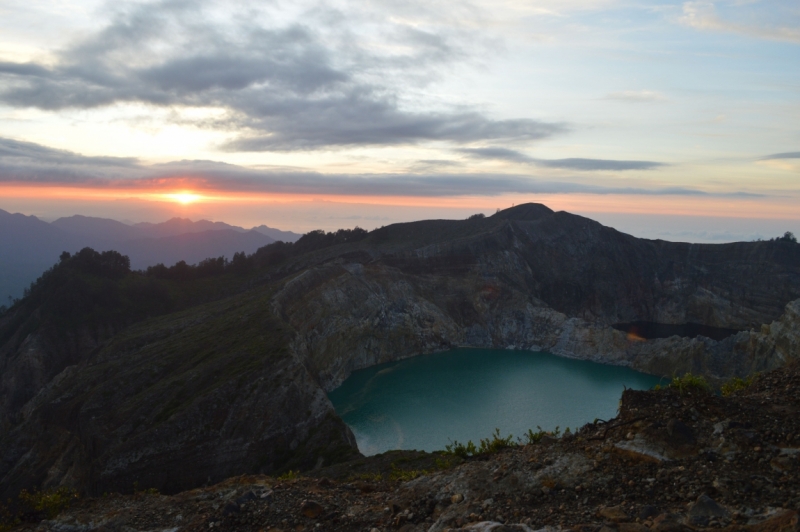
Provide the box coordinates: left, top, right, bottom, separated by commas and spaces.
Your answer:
0, 203, 798, 501
0, 210, 301, 303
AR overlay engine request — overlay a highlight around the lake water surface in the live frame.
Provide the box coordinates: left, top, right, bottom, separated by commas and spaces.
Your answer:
328, 349, 662, 455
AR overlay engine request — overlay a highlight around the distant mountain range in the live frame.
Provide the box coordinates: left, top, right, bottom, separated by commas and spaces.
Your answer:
0, 210, 302, 303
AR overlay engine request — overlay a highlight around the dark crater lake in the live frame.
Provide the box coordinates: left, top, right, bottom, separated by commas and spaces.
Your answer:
612, 321, 741, 342
328, 349, 661, 456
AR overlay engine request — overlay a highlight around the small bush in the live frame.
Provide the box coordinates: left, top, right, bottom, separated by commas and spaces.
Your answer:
478, 428, 515, 454
522, 425, 561, 445
433, 456, 460, 470
18, 487, 79, 520
444, 439, 477, 459
0, 487, 79, 529
276, 470, 300, 481
351, 472, 383, 482
721, 375, 755, 396
445, 428, 517, 457
389, 466, 429, 482
524, 427, 547, 444
669, 373, 710, 393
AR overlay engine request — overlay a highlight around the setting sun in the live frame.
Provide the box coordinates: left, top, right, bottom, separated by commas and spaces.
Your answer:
165, 192, 202, 205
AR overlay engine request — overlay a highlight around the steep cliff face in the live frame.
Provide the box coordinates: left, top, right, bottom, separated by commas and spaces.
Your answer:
271, 205, 800, 390
275, 258, 800, 392
1, 204, 798, 500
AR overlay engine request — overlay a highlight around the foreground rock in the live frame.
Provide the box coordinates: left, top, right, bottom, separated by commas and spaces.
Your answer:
11, 361, 799, 532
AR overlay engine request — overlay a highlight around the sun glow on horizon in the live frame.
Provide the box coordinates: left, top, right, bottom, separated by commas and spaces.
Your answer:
163, 192, 203, 205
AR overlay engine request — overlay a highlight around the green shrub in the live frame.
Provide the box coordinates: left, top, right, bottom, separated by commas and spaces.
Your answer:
445, 428, 517, 457
444, 439, 477, 459
433, 456, 460, 470
351, 472, 383, 482
522, 425, 562, 445
18, 487, 79, 520
669, 373, 710, 393
276, 470, 300, 481
478, 428, 515, 454
389, 466, 429, 481
721, 375, 755, 396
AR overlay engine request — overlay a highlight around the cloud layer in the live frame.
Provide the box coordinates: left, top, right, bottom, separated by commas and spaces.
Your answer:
760, 152, 800, 161
0, 136, 757, 198
456, 147, 666, 171
680, 1, 800, 44
0, 0, 564, 152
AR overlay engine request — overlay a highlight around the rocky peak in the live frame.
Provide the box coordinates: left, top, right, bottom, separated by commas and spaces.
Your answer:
491, 203, 555, 221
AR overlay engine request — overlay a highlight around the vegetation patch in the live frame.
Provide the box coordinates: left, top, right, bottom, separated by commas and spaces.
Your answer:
721, 374, 756, 396
0, 486, 79, 530
445, 428, 517, 458
523, 426, 562, 445
388, 465, 429, 482
654, 373, 711, 393
276, 470, 300, 481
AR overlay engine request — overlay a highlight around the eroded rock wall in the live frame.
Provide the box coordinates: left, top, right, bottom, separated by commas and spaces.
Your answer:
273, 256, 800, 391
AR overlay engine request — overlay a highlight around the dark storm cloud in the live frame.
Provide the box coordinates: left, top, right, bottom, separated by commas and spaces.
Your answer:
0, 137, 758, 198
0, 0, 564, 151
456, 147, 665, 171
759, 151, 800, 160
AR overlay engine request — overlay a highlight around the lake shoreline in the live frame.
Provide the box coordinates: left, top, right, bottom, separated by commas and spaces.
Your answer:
329, 348, 661, 456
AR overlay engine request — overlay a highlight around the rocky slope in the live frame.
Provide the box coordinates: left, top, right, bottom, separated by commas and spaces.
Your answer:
0, 251, 359, 502
1, 203, 799, 502
8, 361, 800, 532
273, 204, 800, 390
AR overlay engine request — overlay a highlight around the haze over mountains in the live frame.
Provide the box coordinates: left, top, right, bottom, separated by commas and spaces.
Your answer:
0, 209, 301, 303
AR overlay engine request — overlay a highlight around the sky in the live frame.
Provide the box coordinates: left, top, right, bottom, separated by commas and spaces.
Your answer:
0, 0, 798, 241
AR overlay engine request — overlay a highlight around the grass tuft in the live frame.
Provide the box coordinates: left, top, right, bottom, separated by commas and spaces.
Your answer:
445, 428, 517, 458
276, 470, 300, 481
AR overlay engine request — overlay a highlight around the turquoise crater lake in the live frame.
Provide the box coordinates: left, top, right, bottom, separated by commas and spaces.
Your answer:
328, 349, 662, 456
